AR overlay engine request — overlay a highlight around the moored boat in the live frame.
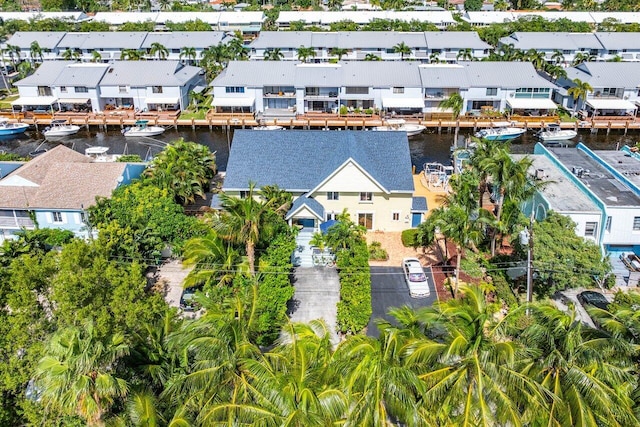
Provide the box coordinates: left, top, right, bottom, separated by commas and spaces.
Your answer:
0, 118, 29, 136
43, 119, 80, 138
122, 120, 165, 137
537, 124, 577, 142
373, 119, 425, 137
85, 146, 121, 162
253, 125, 284, 130
474, 122, 526, 141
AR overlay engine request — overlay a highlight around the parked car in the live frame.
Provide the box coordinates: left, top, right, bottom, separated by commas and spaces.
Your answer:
402, 257, 430, 298
180, 286, 202, 312
577, 290, 610, 311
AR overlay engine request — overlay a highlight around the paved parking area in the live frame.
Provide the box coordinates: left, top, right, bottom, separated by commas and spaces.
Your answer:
368, 266, 438, 337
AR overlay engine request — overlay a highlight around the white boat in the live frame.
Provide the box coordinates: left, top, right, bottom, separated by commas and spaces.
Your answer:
122, 120, 165, 137
537, 124, 577, 142
253, 125, 284, 130
0, 118, 29, 136
373, 119, 425, 137
43, 119, 80, 138
474, 122, 526, 141
85, 146, 121, 162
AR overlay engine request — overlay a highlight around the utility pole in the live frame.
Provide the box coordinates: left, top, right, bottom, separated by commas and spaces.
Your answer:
520, 210, 535, 312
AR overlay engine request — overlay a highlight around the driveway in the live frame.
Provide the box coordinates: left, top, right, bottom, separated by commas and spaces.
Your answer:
288, 267, 340, 346
552, 288, 614, 329
368, 266, 438, 337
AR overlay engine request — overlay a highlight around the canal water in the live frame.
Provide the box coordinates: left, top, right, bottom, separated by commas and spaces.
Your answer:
0, 126, 638, 172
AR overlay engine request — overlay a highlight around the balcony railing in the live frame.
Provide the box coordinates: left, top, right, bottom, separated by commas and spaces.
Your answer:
0, 217, 35, 229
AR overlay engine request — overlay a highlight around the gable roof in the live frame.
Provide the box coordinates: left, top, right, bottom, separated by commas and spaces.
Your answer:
285, 195, 325, 220
6, 31, 67, 49
459, 61, 556, 89
141, 31, 228, 49
500, 32, 603, 50
0, 145, 128, 209
566, 62, 640, 88
99, 61, 201, 86
223, 130, 414, 193
14, 61, 75, 87
595, 32, 640, 50
53, 63, 110, 87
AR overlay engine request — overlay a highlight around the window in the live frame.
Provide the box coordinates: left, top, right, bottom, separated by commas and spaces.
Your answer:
52, 212, 63, 223
585, 222, 598, 237
359, 192, 372, 202
358, 213, 373, 230
239, 191, 249, 199
393, 87, 405, 94
152, 86, 163, 94
601, 87, 619, 97
608, 49, 618, 55
486, 88, 497, 96
59, 86, 67, 93
345, 87, 369, 95
392, 212, 400, 221
326, 212, 336, 221
327, 192, 339, 201
305, 87, 319, 96
634, 216, 640, 231
606, 216, 612, 232
74, 86, 88, 93
225, 86, 245, 93
37, 86, 52, 96
118, 85, 127, 93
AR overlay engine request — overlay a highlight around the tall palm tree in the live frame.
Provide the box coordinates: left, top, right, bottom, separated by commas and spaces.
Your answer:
149, 42, 168, 60
567, 78, 593, 113
4, 44, 21, 68
90, 50, 102, 63
404, 286, 545, 425
214, 183, 276, 275
438, 92, 464, 119
456, 48, 474, 61
35, 322, 130, 427
544, 62, 567, 83
393, 42, 411, 60
264, 48, 284, 61
29, 40, 43, 63
572, 51, 596, 66
121, 49, 143, 61
227, 36, 248, 60
429, 52, 441, 63
297, 45, 317, 63
16, 61, 33, 79
514, 304, 639, 426
179, 46, 196, 64
182, 230, 244, 289
526, 49, 546, 71
329, 47, 348, 60
364, 53, 381, 61
551, 49, 565, 65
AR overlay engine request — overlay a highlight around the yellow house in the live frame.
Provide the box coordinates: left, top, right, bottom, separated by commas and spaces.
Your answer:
223, 130, 426, 232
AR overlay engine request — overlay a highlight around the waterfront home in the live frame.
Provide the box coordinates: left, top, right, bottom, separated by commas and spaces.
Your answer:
248, 31, 490, 62
12, 60, 204, 113
210, 61, 558, 118
223, 130, 420, 232
275, 11, 456, 30
2, 32, 67, 62
141, 32, 229, 61
520, 143, 640, 285
57, 32, 148, 62
498, 32, 603, 64
593, 32, 640, 61
0, 145, 145, 242
554, 62, 640, 118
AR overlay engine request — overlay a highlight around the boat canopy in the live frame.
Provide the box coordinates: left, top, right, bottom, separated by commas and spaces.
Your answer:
135, 120, 149, 125
85, 146, 110, 155
506, 98, 557, 110
51, 119, 68, 125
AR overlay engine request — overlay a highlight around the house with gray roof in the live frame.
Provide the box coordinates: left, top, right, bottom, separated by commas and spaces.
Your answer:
211, 60, 558, 117
499, 32, 603, 64
141, 31, 229, 61
594, 32, 640, 61
275, 11, 455, 29
12, 60, 204, 113
554, 62, 640, 117
4, 32, 68, 61
223, 130, 420, 232
249, 31, 490, 62
0, 145, 145, 242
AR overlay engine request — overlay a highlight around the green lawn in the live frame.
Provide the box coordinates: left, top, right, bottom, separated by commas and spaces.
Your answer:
0, 94, 19, 110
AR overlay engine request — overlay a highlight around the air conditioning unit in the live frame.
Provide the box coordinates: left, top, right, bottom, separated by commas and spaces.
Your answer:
572, 166, 584, 178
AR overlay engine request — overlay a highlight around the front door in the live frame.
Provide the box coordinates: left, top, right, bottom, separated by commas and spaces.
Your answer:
411, 213, 422, 228
297, 218, 315, 229
358, 213, 373, 230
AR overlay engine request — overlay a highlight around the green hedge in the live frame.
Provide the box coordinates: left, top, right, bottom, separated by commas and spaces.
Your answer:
401, 228, 419, 247
336, 240, 372, 334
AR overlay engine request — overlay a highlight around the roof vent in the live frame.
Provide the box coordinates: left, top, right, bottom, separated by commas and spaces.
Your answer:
572, 166, 584, 178
535, 169, 546, 180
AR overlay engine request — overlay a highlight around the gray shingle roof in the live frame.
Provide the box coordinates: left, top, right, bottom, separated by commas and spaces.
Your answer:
285, 195, 325, 220
249, 31, 313, 49
99, 61, 202, 86
57, 33, 90, 49
224, 130, 414, 193
340, 61, 423, 86
212, 61, 297, 86
14, 61, 75, 87
460, 61, 556, 89
418, 64, 469, 88
58, 32, 148, 50
411, 196, 428, 212
565, 62, 640, 89
595, 32, 640, 50
500, 32, 603, 50
53, 63, 110, 86
6, 31, 67, 49
424, 31, 490, 50
141, 31, 228, 49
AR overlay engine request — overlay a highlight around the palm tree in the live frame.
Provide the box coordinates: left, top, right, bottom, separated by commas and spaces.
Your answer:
438, 92, 464, 119
551, 49, 565, 65
121, 49, 143, 61
16, 61, 33, 79
297, 45, 317, 63
90, 50, 102, 63
29, 41, 43, 63
429, 52, 441, 63
188, 89, 206, 112
182, 230, 244, 289
227, 36, 248, 60
4, 44, 21, 68
456, 48, 474, 61
35, 322, 130, 427
393, 42, 411, 60
179, 46, 196, 64
364, 53, 381, 61
149, 42, 168, 60
544, 62, 567, 83
329, 47, 348, 60
263, 48, 284, 61
214, 183, 276, 275
572, 51, 596, 66
404, 286, 546, 425
514, 304, 639, 426
525, 49, 546, 71
567, 78, 593, 113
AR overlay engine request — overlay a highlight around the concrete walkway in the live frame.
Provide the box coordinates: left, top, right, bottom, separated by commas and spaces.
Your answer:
288, 267, 341, 346
156, 259, 192, 309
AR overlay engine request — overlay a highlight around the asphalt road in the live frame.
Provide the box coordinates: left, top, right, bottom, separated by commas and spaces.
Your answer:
367, 266, 438, 337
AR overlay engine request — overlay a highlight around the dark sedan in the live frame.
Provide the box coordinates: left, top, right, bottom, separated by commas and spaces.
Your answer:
577, 291, 610, 311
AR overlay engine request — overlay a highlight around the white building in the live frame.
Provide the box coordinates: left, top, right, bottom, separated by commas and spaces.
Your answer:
275, 11, 456, 30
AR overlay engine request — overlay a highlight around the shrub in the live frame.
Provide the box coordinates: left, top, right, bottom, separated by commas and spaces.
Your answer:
401, 228, 418, 247
364, 108, 373, 115
368, 241, 388, 261
336, 240, 372, 334
117, 154, 143, 163
339, 105, 348, 115
491, 273, 518, 307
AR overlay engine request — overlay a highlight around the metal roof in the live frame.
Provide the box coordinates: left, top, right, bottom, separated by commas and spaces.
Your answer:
249, 32, 313, 49
212, 61, 297, 86
99, 61, 202, 86
339, 61, 422, 87
6, 31, 67, 49
53, 63, 110, 87
141, 31, 228, 49
418, 64, 469, 88
424, 31, 490, 50
566, 62, 640, 89
155, 12, 219, 24
595, 32, 640, 50
92, 12, 159, 25
79, 32, 148, 50
500, 32, 603, 50
223, 130, 414, 193
57, 33, 89, 49
460, 62, 556, 89
14, 61, 75, 87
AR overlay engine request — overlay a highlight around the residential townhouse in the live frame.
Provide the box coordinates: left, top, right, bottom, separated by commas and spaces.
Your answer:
222, 130, 422, 233
521, 143, 640, 285
595, 32, 640, 61
12, 60, 205, 113
248, 31, 491, 62
0, 11, 89, 23
4, 31, 229, 63
275, 11, 456, 30
0, 145, 145, 242
555, 62, 640, 117
210, 61, 557, 117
